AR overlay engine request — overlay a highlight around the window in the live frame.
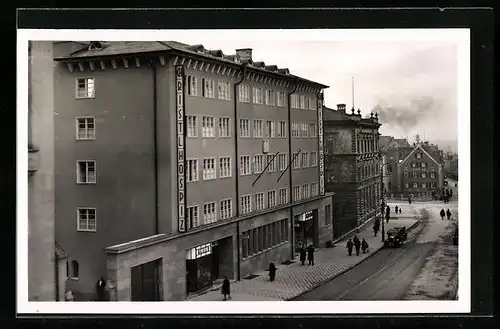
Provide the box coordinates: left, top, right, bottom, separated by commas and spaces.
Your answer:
311, 182, 318, 196
240, 155, 251, 175
301, 122, 309, 137
187, 116, 198, 137
404, 183, 410, 188
76, 117, 95, 140
301, 153, 309, 168
186, 159, 199, 182
277, 121, 287, 138
291, 122, 300, 137
268, 190, 277, 208
422, 183, 427, 189
413, 182, 418, 188
238, 85, 250, 103
404, 172, 409, 178
277, 91, 285, 107
302, 184, 309, 199
187, 206, 199, 228
293, 186, 301, 202
77, 161, 96, 184
203, 202, 217, 224
77, 208, 96, 232
76, 77, 95, 98
291, 94, 300, 108
187, 75, 198, 96
292, 152, 301, 169
278, 153, 287, 171
300, 95, 307, 109
267, 154, 276, 172
217, 81, 231, 100
310, 152, 318, 167
416, 152, 422, 159
253, 87, 263, 104
219, 157, 231, 178
254, 192, 265, 211
264, 121, 275, 138
220, 199, 232, 220
431, 182, 437, 188
412, 172, 418, 178
421, 162, 427, 168
203, 158, 216, 180
239, 119, 250, 137
265, 89, 276, 106
202, 116, 215, 137
253, 119, 263, 138
240, 195, 252, 214
309, 122, 317, 137
253, 154, 264, 174
309, 97, 317, 110
421, 172, 427, 178
411, 162, 417, 168
430, 172, 436, 178
201, 78, 215, 98
219, 117, 231, 138
70, 260, 79, 279
279, 188, 288, 205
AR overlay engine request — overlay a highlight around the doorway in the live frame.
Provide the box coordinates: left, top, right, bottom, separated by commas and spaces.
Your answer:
130, 258, 162, 301
294, 210, 318, 251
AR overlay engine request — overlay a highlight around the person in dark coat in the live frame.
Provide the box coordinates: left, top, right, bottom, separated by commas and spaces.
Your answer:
373, 221, 379, 237
446, 209, 452, 220
346, 238, 354, 256
299, 247, 306, 266
408, 197, 412, 205
269, 263, 277, 281
221, 276, 231, 300
395, 205, 399, 214
307, 245, 315, 265
353, 236, 361, 256
440, 209, 446, 220
362, 239, 369, 254
385, 209, 391, 224
96, 276, 107, 301
399, 208, 402, 214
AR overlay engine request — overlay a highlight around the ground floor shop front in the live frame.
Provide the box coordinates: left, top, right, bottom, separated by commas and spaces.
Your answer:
104, 194, 334, 301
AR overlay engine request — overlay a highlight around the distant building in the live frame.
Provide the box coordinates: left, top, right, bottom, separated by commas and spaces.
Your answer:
444, 152, 458, 180
379, 136, 411, 194
323, 104, 382, 237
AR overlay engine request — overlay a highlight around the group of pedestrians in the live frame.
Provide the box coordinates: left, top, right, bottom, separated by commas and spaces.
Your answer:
299, 244, 316, 266
346, 235, 369, 256
440, 208, 453, 220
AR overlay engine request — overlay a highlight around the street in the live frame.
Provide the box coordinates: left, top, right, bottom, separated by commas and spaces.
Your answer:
295, 184, 459, 301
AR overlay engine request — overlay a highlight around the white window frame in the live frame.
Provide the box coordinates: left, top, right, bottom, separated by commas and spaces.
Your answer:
265, 89, 276, 106
291, 122, 300, 138
421, 172, 427, 178
310, 152, 318, 167
239, 118, 250, 138
292, 152, 301, 169
187, 205, 200, 228
240, 194, 252, 214
278, 153, 287, 171
422, 183, 427, 189
76, 160, 96, 184
302, 184, 310, 199
202, 116, 215, 138
186, 158, 199, 182
278, 121, 287, 138
76, 117, 95, 140
265, 121, 276, 138
219, 117, 231, 138
309, 122, 317, 138
240, 155, 251, 175
220, 199, 233, 220
417, 153, 422, 159
219, 157, 232, 178
413, 182, 418, 188
203, 157, 216, 180
217, 81, 231, 101
301, 153, 309, 168
293, 186, 301, 202
253, 119, 263, 138
253, 87, 263, 104
187, 75, 198, 96
279, 188, 288, 205
238, 85, 250, 103
291, 94, 299, 109
254, 192, 265, 211
277, 91, 285, 107
405, 183, 410, 188
430, 172, 436, 178
201, 77, 215, 98
203, 202, 217, 225
311, 182, 318, 196
75, 77, 95, 99
253, 154, 264, 174
301, 122, 309, 137
77, 207, 96, 232
186, 115, 198, 138
267, 154, 276, 172
267, 190, 277, 208
299, 95, 307, 109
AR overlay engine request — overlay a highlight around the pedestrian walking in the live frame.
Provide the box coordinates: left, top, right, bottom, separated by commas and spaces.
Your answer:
300, 247, 306, 266
307, 245, 315, 265
65, 289, 74, 302
440, 209, 446, 220
395, 205, 399, 214
221, 276, 231, 300
353, 236, 361, 256
373, 222, 379, 237
268, 262, 277, 281
96, 276, 107, 301
362, 239, 369, 254
408, 197, 412, 205
446, 209, 452, 220
385, 209, 391, 224
399, 208, 402, 214
346, 238, 354, 256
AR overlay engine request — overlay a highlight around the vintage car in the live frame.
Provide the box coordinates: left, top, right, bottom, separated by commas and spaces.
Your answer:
384, 226, 408, 247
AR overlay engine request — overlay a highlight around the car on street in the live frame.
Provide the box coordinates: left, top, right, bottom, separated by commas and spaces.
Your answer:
384, 226, 408, 248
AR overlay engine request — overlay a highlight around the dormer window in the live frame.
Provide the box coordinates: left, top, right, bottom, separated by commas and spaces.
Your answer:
416, 152, 422, 159
88, 41, 103, 50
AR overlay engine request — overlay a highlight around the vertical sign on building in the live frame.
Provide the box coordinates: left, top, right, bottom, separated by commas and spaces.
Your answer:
176, 65, 187, 232
317, 92, 325, 196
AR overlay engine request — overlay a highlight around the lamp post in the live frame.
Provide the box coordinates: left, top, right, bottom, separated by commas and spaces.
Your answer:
380, 159, 402, 242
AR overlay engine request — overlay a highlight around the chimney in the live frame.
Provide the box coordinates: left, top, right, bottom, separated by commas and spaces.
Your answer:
235, 48, 253, 62
336, 104, 346, 113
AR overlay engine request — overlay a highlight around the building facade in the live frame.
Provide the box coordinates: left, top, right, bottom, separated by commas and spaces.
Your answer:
323, 104, 381, 238
52, 41, 334, 300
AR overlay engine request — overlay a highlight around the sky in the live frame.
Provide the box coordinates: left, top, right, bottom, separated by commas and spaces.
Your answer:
166, 31, 460, 144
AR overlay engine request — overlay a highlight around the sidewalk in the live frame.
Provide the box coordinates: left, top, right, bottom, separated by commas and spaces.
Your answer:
189, 213, 421, 302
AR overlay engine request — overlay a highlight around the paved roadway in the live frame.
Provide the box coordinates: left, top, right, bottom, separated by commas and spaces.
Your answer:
296, 195, 458, 301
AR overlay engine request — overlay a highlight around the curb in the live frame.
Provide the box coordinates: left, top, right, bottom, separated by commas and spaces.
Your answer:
286, 219, 423, 301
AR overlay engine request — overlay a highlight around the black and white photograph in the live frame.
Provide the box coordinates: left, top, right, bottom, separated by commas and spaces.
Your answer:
18, 27, 470, 314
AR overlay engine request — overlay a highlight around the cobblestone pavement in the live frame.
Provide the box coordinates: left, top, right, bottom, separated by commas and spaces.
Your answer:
189, 214, 421, 302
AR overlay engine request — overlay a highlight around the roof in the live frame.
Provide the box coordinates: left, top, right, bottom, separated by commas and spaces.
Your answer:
54, 41, 329, 89
399, 144, 442, 167
323, 106, 380, 127
379, 136, 411, 151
